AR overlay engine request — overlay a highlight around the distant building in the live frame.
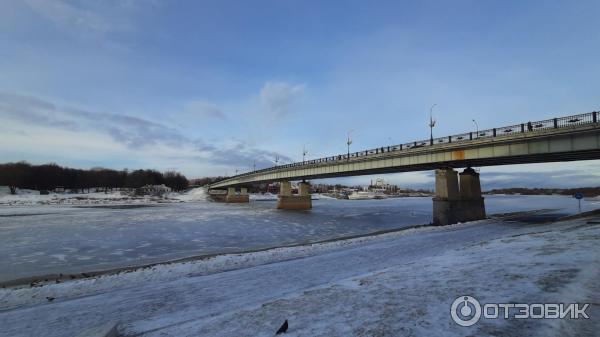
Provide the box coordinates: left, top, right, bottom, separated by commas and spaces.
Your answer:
136, 184, 172, 196
369, 178, 398, 193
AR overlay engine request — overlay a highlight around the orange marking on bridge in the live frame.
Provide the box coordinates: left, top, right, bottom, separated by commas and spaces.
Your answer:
452, 150, 465, 160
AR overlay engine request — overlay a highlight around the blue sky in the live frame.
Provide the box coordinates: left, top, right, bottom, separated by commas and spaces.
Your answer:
1, 0, 600, 188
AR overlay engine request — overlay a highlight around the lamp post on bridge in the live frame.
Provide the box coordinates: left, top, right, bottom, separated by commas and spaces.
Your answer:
347, 130, 354, 161
302, 145, 308, 163
429, 104, 437, 145
472, 119, 479, 138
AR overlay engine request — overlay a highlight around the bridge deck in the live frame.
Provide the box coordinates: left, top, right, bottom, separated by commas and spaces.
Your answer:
210, 112, 600, 188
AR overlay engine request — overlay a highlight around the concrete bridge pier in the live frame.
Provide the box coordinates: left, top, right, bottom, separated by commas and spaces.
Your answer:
225, 186, 249, 203
277, 181, 312, 210
432, 167, 486, 225
432, 168, 462, 226
459, 168, 486, 222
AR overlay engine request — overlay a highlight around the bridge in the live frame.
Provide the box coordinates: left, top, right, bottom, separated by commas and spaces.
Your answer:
209, 111, 600, 225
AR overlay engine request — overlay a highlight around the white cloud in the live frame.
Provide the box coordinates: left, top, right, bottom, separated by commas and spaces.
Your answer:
0, 92, 291, 177
260, 81, 305, 119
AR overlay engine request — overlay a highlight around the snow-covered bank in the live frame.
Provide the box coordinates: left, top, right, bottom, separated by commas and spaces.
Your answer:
0, 188, 339, 206
0, 187, 208, 206
1, 215, 598, 337
0, 222, 452, 308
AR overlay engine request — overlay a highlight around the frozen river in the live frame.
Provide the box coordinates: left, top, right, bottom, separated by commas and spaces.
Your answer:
1, 194, 598, 283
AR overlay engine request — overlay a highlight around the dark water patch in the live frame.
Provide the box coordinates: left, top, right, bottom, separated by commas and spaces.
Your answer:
0, 213, 58, 217
73, 204, 157, 209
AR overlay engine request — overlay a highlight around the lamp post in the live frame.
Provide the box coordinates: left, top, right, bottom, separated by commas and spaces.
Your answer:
472, 119, 479, 137
429, 104, 437, 144
347, 130, 354, 161
275, 155, 279, 166
302, 145, 308, 163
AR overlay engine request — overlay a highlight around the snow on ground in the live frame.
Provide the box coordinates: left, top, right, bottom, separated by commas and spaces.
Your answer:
1, 215, 598, 337
0, 188, 210, 206
0, 187, 345, 206
168, 187, 207, 202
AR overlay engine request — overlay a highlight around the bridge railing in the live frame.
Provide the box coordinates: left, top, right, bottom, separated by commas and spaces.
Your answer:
215, 111, 598, 183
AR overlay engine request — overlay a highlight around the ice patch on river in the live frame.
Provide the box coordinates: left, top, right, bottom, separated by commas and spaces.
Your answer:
1, 215, 598, 337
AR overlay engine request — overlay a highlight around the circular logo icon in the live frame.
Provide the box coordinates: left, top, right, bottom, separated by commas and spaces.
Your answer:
451, 296, 481, 326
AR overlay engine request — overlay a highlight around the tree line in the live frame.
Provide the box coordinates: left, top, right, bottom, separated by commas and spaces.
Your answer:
0, 162, 189, 194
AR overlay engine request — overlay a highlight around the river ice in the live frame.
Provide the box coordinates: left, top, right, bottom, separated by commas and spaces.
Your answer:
0, 193, 598, 283
0, 212, 598, 336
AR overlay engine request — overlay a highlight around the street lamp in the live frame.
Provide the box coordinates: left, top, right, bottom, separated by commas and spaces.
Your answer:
275, 155, 279, 166
472, 119, 479, 137
429, 104, 437, 144
347, 130, 354, 161
302, 145, 308, 163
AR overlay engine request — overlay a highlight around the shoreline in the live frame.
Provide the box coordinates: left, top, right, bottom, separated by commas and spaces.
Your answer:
4, 207, 599, 289
1, 222, 433, 289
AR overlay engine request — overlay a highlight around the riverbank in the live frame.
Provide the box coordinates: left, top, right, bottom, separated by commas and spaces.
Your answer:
4, 208, 596, 289
2, 195, 599, 285
0, 222, 432, 289
1, 212, 599, 336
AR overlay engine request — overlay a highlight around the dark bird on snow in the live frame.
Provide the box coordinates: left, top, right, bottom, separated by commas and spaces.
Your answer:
275, 320, 288, 334
46, 297, 55, 302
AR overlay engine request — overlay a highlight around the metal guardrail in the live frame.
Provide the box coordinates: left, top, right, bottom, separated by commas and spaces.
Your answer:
219, 111, 599, 182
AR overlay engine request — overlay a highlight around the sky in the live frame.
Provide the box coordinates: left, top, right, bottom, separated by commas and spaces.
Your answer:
1, 0, 600, 189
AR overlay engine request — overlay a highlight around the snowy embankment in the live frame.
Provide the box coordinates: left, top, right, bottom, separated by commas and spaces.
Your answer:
0, 187, 208, 206
0, 187, 337, 206
1, 215, 599, 337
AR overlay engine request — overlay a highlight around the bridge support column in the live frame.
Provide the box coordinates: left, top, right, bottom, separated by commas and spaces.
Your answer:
298, 182, 310, 196
277, 181, 312, 210
280, 181, 291, 196
459, 168, 486, 221
208, 189, 227, 202
432, 168, 461, 226
225, 187, 249, 203
432, 168, 486, 225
